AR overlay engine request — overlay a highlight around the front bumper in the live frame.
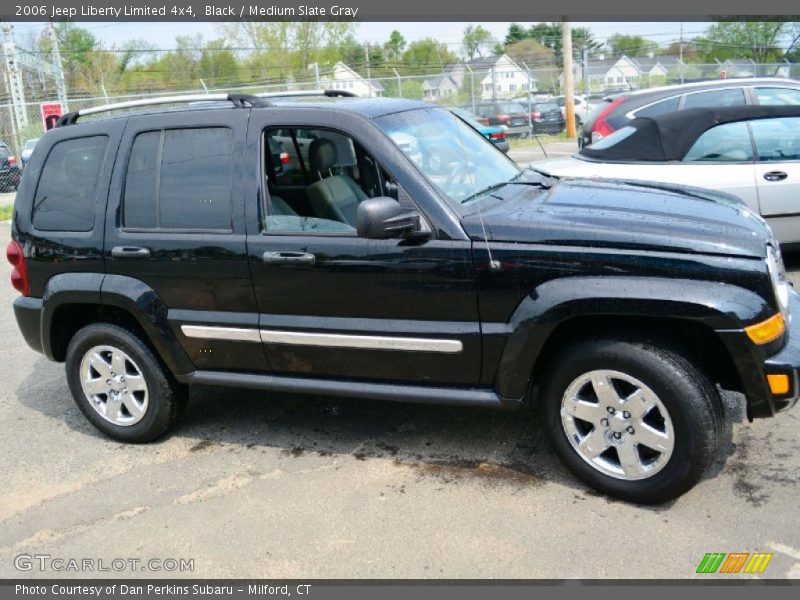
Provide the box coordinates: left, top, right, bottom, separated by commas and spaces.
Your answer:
721, 291, 800, 418
762, 297, 800, 415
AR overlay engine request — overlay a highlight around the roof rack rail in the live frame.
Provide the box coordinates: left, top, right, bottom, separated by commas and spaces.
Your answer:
55, 89, 359, 127
56, 93, 274, 127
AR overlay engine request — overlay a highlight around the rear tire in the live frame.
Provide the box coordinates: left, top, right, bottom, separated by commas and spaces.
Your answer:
541, 337, 722, 504
66, 323, 184, 443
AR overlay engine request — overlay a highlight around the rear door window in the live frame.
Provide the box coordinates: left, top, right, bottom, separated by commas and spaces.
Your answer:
32, 136, 108, 231
682, 122, 754, 162
123, 128, 233, 231
682, 88, 746, 109
750, 117, 800, 161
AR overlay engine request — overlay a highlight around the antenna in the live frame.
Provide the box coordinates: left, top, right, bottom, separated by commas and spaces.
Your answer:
449, 112, 500, 271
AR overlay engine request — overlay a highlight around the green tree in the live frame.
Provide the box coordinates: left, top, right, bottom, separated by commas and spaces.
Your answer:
198, 40, 239, 86
463, 25, 494, 59
606, 34, 659, 57
402, 38, 458, 74
383, 30, 406, 61
699, 21, 787, 63
505, 23, 602, 56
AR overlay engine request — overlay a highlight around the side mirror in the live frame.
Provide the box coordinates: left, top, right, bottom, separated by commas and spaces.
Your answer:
356, 197, 427, 240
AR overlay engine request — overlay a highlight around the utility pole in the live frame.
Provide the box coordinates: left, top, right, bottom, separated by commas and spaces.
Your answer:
365, 42, 372, 97
48, 21, 68, 110
562, 20, 577, 139
679, 21, 685, 84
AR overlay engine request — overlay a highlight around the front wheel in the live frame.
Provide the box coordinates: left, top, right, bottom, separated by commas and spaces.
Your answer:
541, 337, 723, 503
66, 323, 186, 442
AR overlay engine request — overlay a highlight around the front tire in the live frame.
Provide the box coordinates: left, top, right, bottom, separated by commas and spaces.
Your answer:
66, 323, 184, 443
541, 337, 722, 503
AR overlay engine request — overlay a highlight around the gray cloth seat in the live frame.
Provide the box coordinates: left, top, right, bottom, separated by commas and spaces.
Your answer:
306, 138, 366, 226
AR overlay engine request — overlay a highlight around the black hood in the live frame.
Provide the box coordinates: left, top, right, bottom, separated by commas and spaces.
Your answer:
461, 178, 772, 258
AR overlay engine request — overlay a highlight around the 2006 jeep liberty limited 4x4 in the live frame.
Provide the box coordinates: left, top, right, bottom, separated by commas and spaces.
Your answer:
7, 91, 800, 503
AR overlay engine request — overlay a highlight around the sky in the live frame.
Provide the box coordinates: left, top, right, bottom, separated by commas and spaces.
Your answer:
9, 21, 712, 50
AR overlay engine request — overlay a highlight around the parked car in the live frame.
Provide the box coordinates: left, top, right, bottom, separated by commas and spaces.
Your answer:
579, 77, 800, 148
551, 95, 600, 128
528, 102, 566, 134
0, 141, 21, 192
534, 105, 800, 246
21, 138, 39, 167
466, 101, 532, 136
450, 107, 509, 153
8, 93, 800, 504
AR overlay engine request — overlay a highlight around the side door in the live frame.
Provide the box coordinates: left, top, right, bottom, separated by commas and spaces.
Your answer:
104, 110, 268, 373
243, 108, 482, 387
749, 116, 800, 244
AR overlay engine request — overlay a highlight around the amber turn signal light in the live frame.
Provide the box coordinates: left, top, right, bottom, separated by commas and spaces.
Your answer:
767, 373, 790, 395
745, 313, 785, 345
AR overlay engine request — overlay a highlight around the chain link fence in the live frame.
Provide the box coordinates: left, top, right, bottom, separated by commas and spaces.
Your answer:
2, 61, 798, 157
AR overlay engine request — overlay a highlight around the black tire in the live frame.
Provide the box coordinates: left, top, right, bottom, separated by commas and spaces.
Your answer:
541, 337, 723, 504
66, 323, 184, 443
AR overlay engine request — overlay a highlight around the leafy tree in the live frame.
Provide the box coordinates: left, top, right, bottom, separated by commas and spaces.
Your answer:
504, 22, 602, 56
463, 25, 495, 59
402, 38, 458, 74
383, 30, 406, 61
699, 21, 786, 63
606, 34, 659, 57
198, 40, 239, 86
504, 39, 556, 68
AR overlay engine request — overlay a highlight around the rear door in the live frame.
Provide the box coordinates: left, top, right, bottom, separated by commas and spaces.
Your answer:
750, 116, 800, 244
104, 109, 268, 373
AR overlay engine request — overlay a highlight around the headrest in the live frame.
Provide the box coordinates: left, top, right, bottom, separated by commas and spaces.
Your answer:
308, 138, 338, 175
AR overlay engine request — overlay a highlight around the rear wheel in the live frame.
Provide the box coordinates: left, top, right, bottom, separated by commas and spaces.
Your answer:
66, 323, 185, 442
541, 337, 722, 503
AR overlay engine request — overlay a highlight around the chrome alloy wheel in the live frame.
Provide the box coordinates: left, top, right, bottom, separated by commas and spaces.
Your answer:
79, 345, 149, 426
560, 369, 675, 480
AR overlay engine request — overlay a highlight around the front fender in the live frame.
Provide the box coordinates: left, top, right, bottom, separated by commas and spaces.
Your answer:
493, 276, 770, 398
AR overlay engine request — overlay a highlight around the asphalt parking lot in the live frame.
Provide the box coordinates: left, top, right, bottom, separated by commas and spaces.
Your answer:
1, 147, 799, 579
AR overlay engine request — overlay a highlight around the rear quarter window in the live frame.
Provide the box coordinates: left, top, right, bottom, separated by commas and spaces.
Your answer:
31, 136, 108, 232
123, 127, 233, 231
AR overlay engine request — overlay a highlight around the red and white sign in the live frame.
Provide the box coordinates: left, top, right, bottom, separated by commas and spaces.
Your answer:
40, 102, 64, 131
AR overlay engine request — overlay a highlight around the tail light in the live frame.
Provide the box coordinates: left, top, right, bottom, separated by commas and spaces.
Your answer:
6, 240, 30, 296
490, 132, 506, 140
531, 112, 541, 120
7, 156, 16, 165
591, 96, 625, 144
478, 117, 490, 126
279, 151, 289, 165
496, 114, 511, 124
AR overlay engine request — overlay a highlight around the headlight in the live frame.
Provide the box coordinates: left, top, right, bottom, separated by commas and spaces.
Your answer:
766, 244, 790, 317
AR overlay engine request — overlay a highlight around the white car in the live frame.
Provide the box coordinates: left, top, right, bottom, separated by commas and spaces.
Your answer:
550, 94, 600, 127
533, 105, 800, 245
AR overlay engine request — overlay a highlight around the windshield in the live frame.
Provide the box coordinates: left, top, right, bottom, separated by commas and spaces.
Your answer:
375, 108, 520, 208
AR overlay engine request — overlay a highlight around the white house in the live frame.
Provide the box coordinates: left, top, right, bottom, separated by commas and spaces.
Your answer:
561, 55, 684, 90
422, 74, 460, 100
324, 62, 384, 97
450, 55, 537, 100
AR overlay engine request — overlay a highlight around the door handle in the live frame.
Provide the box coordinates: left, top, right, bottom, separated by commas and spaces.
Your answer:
763, 171, 788, 182
262, 251, 316, 265
111, 246, 151, 259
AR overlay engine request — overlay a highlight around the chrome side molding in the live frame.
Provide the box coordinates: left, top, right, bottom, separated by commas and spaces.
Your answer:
180, 325, 463, 353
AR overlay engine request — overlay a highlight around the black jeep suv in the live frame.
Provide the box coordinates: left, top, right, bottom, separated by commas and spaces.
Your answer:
8, 92, 800, 503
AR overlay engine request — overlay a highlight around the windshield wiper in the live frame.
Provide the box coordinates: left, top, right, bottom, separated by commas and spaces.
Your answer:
460, 182, 509, 204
